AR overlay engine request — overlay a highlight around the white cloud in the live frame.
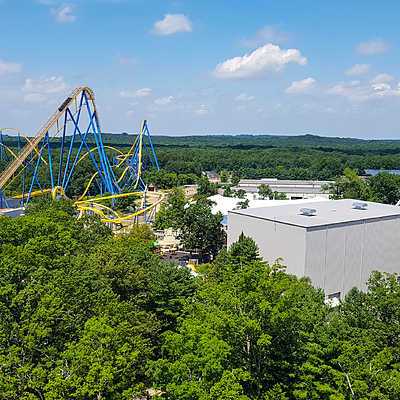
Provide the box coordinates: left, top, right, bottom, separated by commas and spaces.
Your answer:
154, 96, 174, 105
51, 4, 76, 23
120, 88, 152, 98
153, 14, 192, 36
214, 43, 307, 79
327, 78, 400, 102
135, 88, 152, 97
345, 64, 370, 76
195, 104, 208, 115
0, 59, 22, 75
241, 26, 288, 47
23, 76, 68, 94
357, 39, 389, 55
371, 82, 392, 93
327, 80, 360, 97
370, 73, 394, 84
285, 77, 316, 94
235, 93, 255, 102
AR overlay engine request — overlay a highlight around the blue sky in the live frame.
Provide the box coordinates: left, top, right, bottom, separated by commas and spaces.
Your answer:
1, 0, 400, 138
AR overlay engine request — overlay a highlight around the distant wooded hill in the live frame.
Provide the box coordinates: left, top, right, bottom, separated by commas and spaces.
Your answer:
3, 133, 400, 154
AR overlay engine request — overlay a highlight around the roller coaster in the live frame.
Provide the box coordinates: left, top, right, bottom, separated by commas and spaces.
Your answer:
0, 86, 163, 227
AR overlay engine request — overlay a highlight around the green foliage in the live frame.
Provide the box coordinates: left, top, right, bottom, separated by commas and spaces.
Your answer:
4, 190, 400, 398
328, 168, 400, 204
150, 236, 400, 399
0, 202, 196, 399
237, 199, 249, 209
258, 183, 273, 199
154, 187, 187, 230
327, 167, 371, 200
154, 189, 225, 259
136, 134, 400, 182
229, 233, 260, 264
128, 223, 156, 242
368, 172, 400, 204
197, 176, 218, 197
273, 191, 288, 200
25, 197, 76, 216
179, 200, 225, 258
235, 189, 246, 199
222, 185, 233, 197
231, 172, 241, 186
5, 133, 400, 199
145, 169, 198, 189
151, 237, 327, 399
219, 170, 229, 183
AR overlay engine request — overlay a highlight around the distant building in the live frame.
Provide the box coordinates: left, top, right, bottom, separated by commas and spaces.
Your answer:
0, 207, 24, 218
228, 199, 400, 301
182, 184, 197, 198
233, 178, 331, 200
154, 228, 181, 253
204, 171, 220, 184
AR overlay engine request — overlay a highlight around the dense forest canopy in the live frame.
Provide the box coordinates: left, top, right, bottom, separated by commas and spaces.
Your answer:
3, 133, 400, 183
2, 203, 400, 399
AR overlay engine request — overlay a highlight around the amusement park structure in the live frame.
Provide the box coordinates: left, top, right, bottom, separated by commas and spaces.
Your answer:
0, 86, 163, 226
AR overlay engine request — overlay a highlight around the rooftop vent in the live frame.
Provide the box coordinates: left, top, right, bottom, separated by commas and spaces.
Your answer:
352, 201, 368, 210
300, 208, 317, 216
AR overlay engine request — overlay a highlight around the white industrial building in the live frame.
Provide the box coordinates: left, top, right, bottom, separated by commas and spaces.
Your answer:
228, 199, 400, 300
233, 178, 331, 200
208, 194, 328, 228
208, 194, 328, 217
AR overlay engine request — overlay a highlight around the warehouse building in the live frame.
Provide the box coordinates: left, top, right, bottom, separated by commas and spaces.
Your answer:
228, 199, 400, 300
233, 178, 331, 200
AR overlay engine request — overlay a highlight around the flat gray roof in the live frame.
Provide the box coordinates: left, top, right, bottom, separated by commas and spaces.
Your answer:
239, 179, 332, 185
229, 199, 400, 228
233, 185, 325, 194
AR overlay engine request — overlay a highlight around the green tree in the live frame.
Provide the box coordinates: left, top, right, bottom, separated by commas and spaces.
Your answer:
229, 233, 260, 264
145, 169, 179, 189
258, 183, 273, 199
179, 201, 225, 259
0, 202, 196, 399
273, 191, 288, 200
197, 176, 217, 197
235, 189, 246, 199
293, 272, 400, 399
231, 172, 241, 186
368, 172, 400, 204
219, 170, 229, 183
150, 237, 327, 399
237, 199, 249, 209
327, 167, 371, 200
154, 187, 186, 230
223, 185, 233, 197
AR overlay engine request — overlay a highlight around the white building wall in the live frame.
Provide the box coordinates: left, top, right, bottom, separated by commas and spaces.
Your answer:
305, 225, 348, 296
228, 213, 307, 277
304, 217, 400, 297
362, 217, 400, 288
229, 212, 400, 298
342, 223, 364, 294
304, 228, 327, 290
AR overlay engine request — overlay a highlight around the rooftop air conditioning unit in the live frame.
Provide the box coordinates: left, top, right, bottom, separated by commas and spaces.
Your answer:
352, 201, 368, 210
300, 208, 317, 216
